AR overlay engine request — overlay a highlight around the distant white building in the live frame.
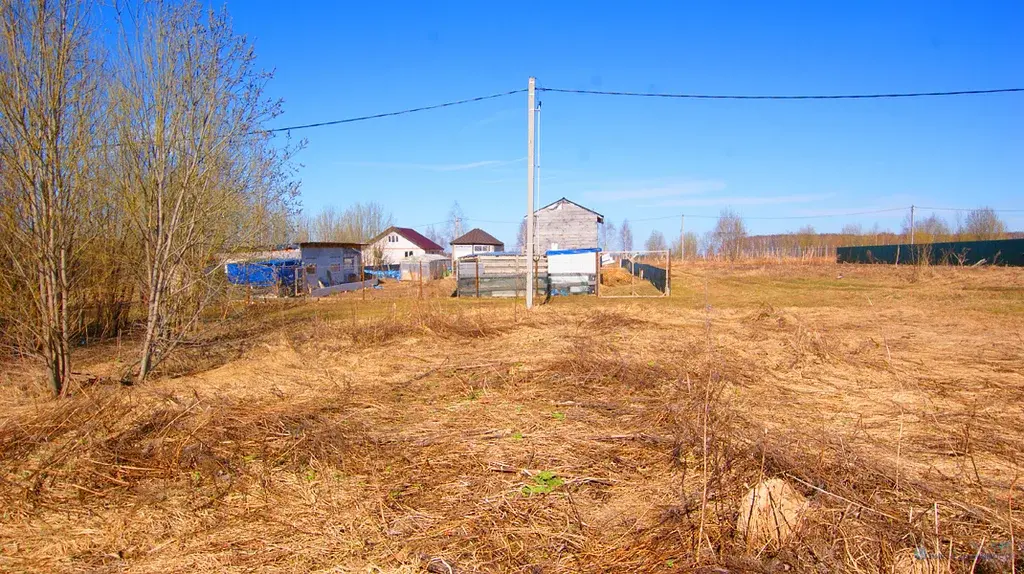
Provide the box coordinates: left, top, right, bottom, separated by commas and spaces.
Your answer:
363, 226, 445, 266
451, 228, 505, 260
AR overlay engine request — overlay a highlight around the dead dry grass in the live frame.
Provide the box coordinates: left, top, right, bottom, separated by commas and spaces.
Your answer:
1, 263, 1023, 573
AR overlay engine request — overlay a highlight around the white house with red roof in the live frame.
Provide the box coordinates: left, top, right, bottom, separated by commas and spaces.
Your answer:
363, 226, 445, 265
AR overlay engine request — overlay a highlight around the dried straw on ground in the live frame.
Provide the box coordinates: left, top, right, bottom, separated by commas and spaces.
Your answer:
1, 262, 1022, 573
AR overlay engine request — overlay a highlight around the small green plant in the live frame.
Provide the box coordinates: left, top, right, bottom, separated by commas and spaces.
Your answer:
521, 470, 563, 496
510, 431, 523, 441
304, 468, 317, 482
466, 389, 482, 401
552, 411, 566, 421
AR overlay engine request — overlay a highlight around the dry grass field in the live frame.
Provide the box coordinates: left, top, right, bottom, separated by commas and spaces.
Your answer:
1, 261, 1022, 573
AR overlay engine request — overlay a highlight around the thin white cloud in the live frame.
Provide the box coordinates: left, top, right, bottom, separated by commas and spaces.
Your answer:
463, 108, 518, 130
788, 206, 907, 217
649, 193, 835, 207
337, 157, 525, 172
583, 179, 726, 202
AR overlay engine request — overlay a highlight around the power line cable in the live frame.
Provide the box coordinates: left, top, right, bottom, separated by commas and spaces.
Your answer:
264, 89, 526, 133
537, 87, 1024, 100
916, 206, 1024, 213
407, 220, 450, 229
256, 85, 1024, 135
631, 206, 909, 223
466, 217, 519, 224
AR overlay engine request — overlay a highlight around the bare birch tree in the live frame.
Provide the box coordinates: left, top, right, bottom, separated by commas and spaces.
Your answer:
0, 0, 102, 395
109, 0, 299, 382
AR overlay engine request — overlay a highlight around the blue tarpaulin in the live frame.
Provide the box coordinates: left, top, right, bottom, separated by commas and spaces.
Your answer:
225, 259, 300, 287
546, 248, 601, 256
364, 267, 401, 280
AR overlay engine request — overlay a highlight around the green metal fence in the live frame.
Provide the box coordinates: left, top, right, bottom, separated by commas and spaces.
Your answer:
836, 239, 1024, 266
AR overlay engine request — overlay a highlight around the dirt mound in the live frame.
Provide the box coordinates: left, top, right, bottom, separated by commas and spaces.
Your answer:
600, 265, 632, 286
736, 478, 810, 551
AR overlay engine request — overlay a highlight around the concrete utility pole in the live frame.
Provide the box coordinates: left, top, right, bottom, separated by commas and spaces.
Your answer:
909, 205, 916, 245
526, 77, 536, 309
536, 100, 542, 208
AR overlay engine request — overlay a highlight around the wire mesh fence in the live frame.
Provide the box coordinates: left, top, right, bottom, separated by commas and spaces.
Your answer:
598, 250, 671, 298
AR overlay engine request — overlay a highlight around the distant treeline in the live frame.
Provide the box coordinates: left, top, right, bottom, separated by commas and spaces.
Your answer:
633, 207, 1018, 261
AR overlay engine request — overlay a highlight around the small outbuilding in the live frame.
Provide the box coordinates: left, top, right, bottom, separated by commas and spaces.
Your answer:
534, 198, 604, 252
451, 228, 505, 278
456, 253, 548, 298
399, 253, 451, 282
451, 228, 505, 259
224, 242, 367, 296
547, 248, 601, 295
299, 242, 363, 288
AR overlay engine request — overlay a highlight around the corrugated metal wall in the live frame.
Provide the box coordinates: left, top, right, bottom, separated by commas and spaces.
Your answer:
836, 239, 1024, 266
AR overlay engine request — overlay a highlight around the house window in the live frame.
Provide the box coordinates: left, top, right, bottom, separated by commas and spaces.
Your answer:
343, 257, 355, 266
473, 245, 489, 252
389, 235, 398, 243
304, 264, 316, 275
329, 263, 341, 273
404, 251, 413, 257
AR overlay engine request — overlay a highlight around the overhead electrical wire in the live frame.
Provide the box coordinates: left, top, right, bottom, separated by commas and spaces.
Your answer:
536, 87, 1024, 100
916, 206, 1024, 213
262, 85, 1024, 134
630, 206, 910, 223
265, 89, 526, 133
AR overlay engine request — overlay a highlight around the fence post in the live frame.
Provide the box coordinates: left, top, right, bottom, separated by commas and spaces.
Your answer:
361, 266, 366, 301
534, 258, 539, 300
666, 252, 671, 297
595, 251, 600, 297
475, 258, 480, 298
630, 257, 635, 297
419, 261, 423, 299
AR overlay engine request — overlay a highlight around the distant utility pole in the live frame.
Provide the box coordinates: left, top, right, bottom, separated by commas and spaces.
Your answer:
526, 77, 537, 310
679, 214, 685, 263
454, 216, 462, 239
909, 205, 915, 245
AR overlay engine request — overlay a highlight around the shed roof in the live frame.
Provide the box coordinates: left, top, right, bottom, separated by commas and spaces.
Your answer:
451, 228, 504, 246
368, 226, 445, 252
298, 241, 362, 249
535, 197, 604, 223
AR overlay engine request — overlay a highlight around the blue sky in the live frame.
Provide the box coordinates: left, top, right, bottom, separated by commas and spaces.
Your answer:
228, 1, 1023, 245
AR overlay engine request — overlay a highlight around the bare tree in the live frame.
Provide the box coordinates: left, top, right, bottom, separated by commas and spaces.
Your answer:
290, 212, 312, 243
0, 0, 102, 395
902, 212, 951, 244
960, 207, 1006, 241
515, 218, 526, 253
341, 201, 392, 242
307, 202, 392, 243
620, 219, 633, 252
644, 230, 667, 251
444, 201, 465, 247
423, 224, 444, 249
671, 231, 699, 259
110, 0, 300, 382
599, 220, 618, 252
711, 208, 747, 260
